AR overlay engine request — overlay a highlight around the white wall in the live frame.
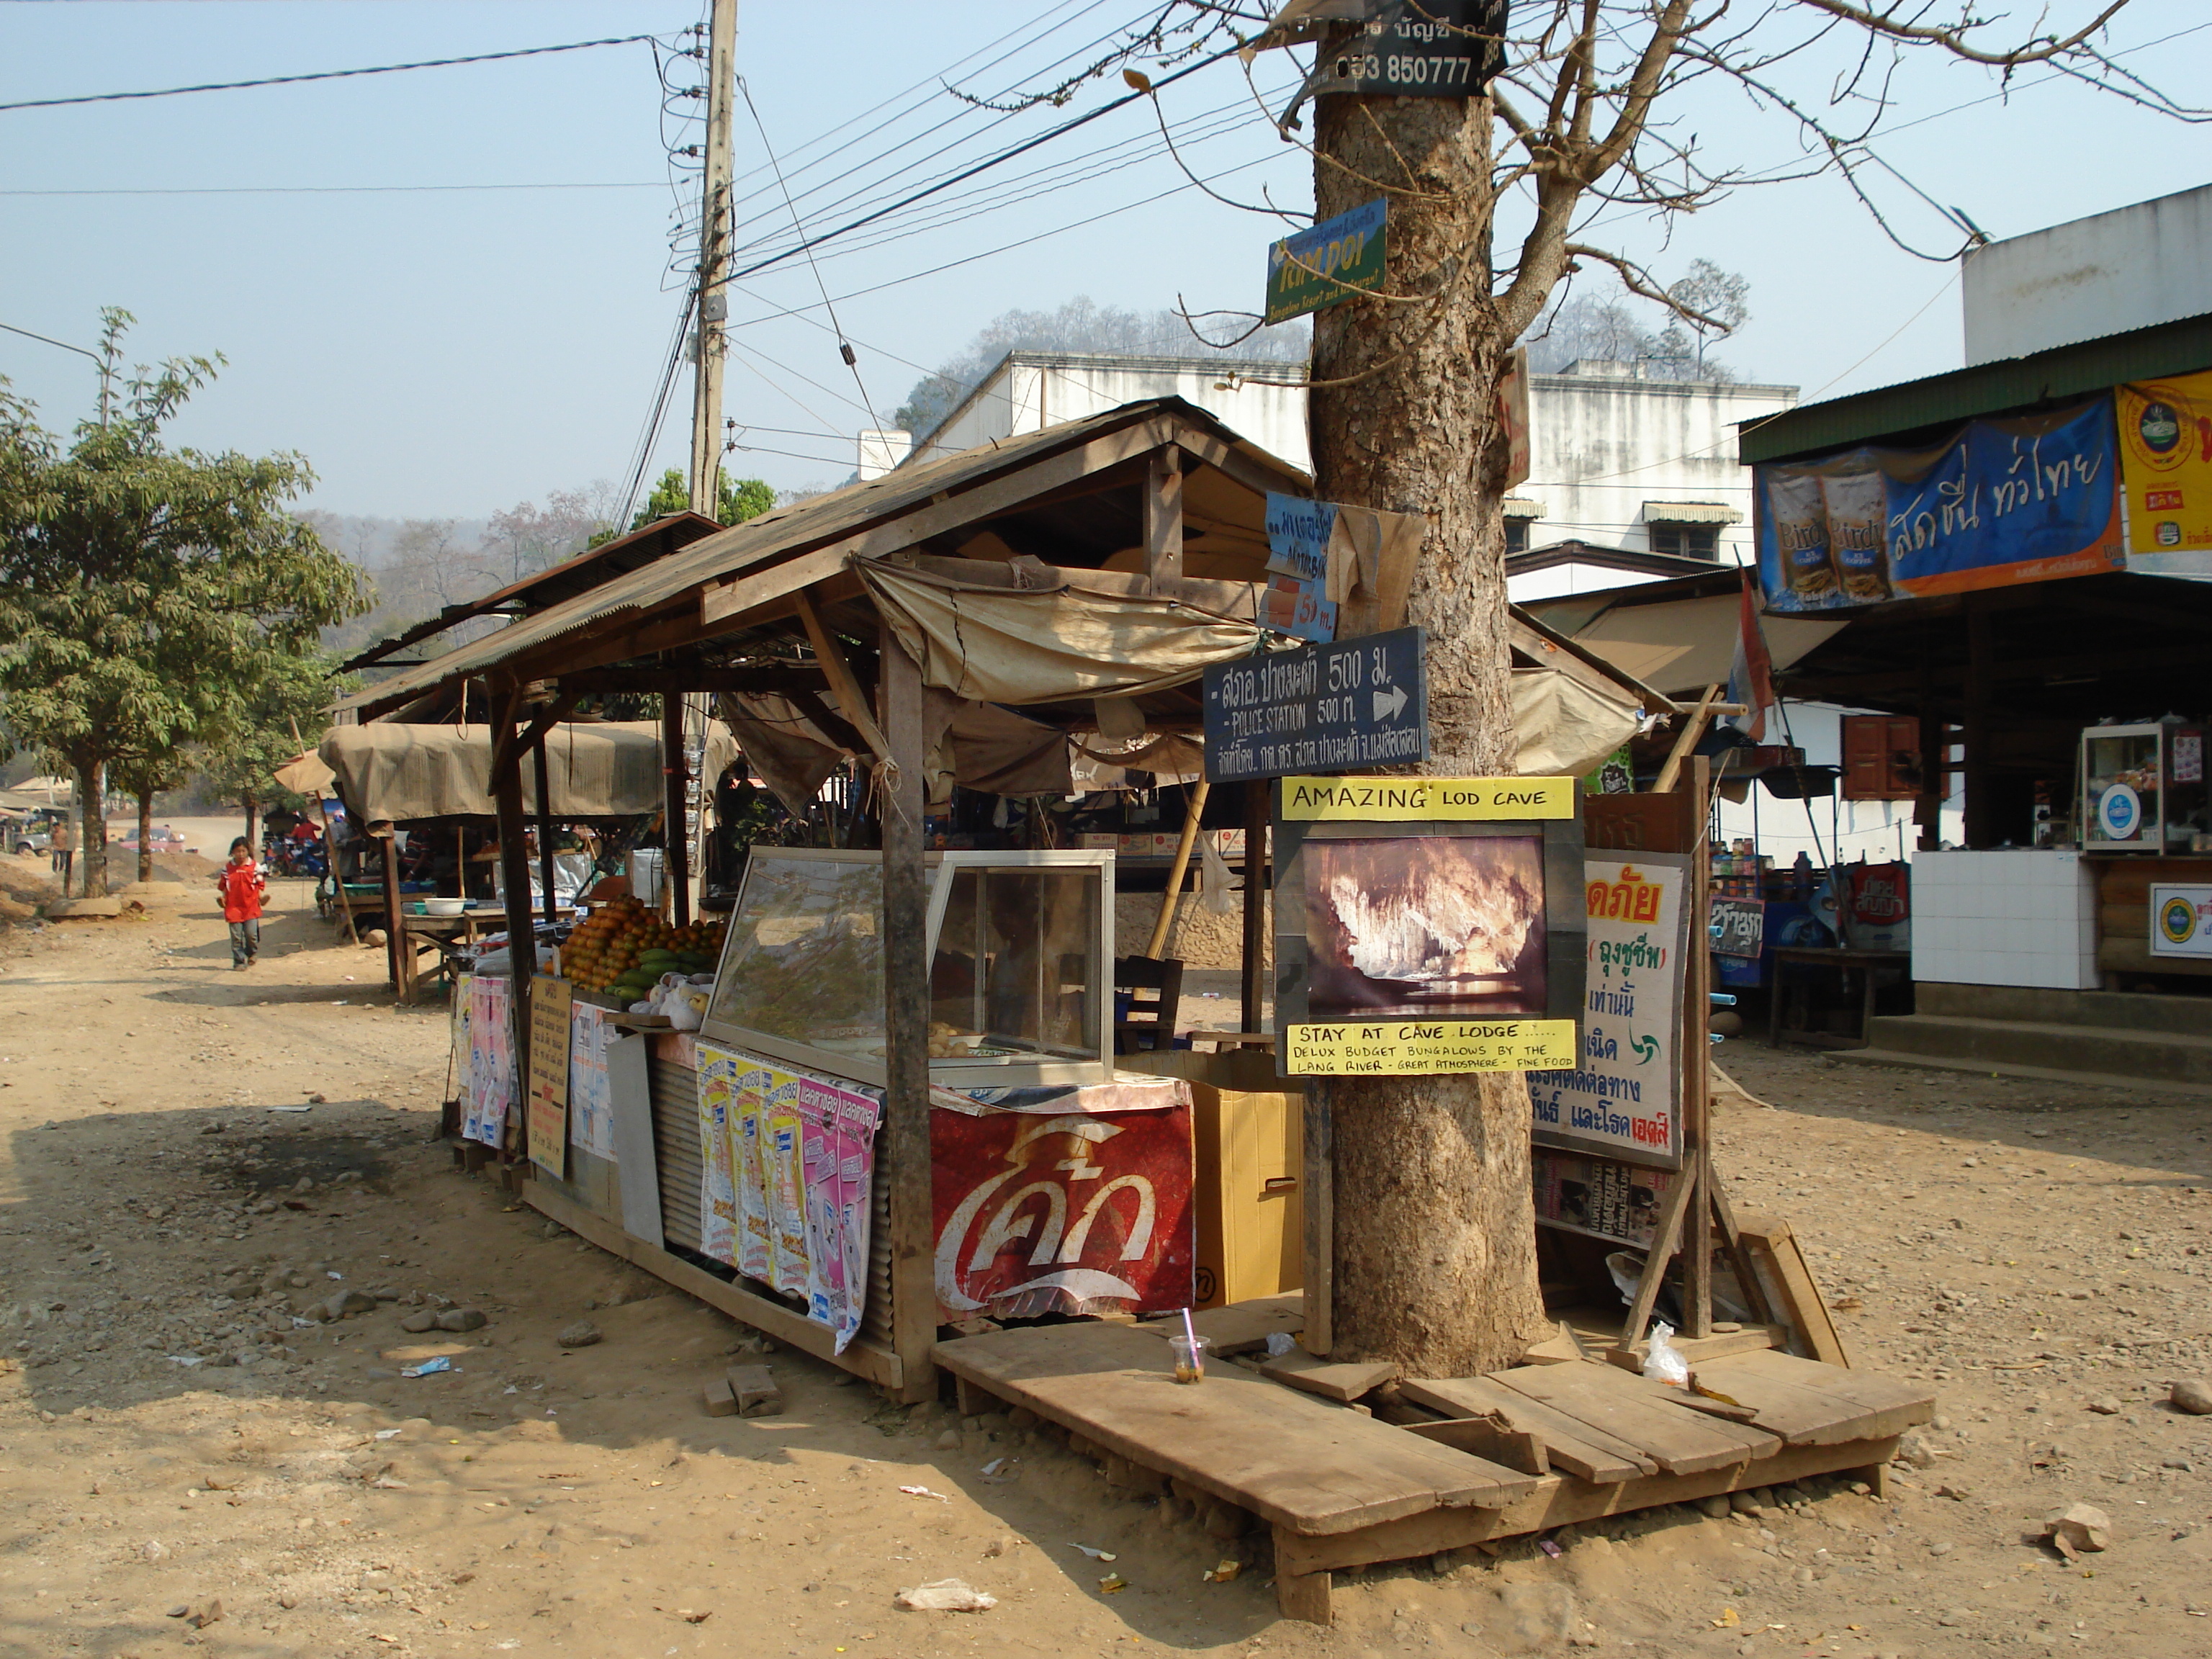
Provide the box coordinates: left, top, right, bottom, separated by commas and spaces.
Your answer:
1709, 701, 1964, 868
1963, 182, 2212, 366
1524, 364, 1795, 565
910, 354, 1311, 471
905, 354, 1798, 562
1506, 562, 1676, 603
1911, 851, 2099, 989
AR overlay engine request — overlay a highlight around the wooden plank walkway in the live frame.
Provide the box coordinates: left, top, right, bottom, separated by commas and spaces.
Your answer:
935, 1310, 1935, 1631
932, 1323, 1537, 1536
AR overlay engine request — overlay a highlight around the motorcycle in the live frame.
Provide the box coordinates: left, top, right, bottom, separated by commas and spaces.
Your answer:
264, 836, 328, 879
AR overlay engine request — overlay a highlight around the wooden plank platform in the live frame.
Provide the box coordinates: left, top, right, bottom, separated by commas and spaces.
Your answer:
932, 1323, 1537, 1535
1398, 1375, 1657, 1483
1484, 1363, 1784, 1475
931, 1315, 1934, 1632
1129, 1295, 1304, 1356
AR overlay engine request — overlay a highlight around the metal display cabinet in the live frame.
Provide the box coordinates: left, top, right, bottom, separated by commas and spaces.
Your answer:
701, 847, 1116, 1090
2081, 719, 2208, 852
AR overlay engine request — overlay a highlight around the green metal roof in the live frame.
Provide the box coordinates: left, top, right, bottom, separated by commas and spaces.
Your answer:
1737, 310, 2212, 465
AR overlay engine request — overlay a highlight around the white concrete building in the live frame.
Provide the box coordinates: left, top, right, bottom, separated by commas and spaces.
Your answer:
1962, 181, 2212, 366
899, 351, 1797, 585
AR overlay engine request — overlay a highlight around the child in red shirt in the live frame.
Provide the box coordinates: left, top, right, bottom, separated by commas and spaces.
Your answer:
216, 837, 267, 969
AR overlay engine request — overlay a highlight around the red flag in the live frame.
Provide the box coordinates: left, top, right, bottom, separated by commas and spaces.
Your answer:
1728, 569, 1774, 742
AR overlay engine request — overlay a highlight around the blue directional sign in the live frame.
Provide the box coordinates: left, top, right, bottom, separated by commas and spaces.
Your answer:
1202, 627, 1428, 784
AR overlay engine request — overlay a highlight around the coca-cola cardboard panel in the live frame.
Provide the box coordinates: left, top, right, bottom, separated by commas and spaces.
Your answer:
932, 1100, 1194, 1323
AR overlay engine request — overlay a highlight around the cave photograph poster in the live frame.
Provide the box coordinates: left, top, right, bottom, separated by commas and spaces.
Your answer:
1272, 775, 1585, 1076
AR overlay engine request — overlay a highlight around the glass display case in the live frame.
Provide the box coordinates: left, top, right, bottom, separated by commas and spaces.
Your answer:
703, 848, 1115, 1089
2080, 719, 2208, 852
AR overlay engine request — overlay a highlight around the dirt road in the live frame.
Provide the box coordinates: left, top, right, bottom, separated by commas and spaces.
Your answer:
1, 862, 2208, 1659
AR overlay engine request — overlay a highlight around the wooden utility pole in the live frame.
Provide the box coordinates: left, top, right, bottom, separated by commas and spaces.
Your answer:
688, 0, 739, 516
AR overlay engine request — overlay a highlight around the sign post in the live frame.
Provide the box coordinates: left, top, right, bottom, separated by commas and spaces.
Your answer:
1264, 200, 1386, 326
1271, 774, 1586, 1076
527, 974, 573, 1179
1201, 627, 1429, 784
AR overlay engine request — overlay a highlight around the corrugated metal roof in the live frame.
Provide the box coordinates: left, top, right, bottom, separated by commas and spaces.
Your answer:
1737, 310, 2212, 465
1642, 500, 1740, 524
336, 397, 1308, 716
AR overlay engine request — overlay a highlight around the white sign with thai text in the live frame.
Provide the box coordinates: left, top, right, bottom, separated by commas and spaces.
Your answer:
1527, 855, 1688, 1169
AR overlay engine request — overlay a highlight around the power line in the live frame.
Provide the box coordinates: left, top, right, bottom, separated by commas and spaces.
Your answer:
0, 35, 657, 114
0, 181, 664, 198
737, 75, 880, 421
727, 39, 1244, 285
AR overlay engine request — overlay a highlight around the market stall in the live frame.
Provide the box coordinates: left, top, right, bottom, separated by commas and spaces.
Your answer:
350, 397, 1909, 1623
317, 717, 685, 998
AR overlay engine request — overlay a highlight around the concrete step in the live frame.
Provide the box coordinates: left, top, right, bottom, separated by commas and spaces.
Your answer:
1860, 1012, 2212, 1087
1915, 981, 2212, 1037
1832, 1046, 2212, 1100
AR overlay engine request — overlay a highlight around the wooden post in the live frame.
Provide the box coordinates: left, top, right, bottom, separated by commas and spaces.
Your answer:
533, 736, 558, 924
1654, 685, 1721, 796
1915, 712, 1945, 852
377, 829, 405, 994
1241, 780, 1268, 1035
1143, 447, 1184, 594
662, 697, 691, 927
493, 693, 537, 1150
1963, 598, 1992, 849
1301, 1076, 1333, 1357
1680, 757, 1714, 1338
316, 796, 359, 946
1144, 778, 1209, 961
879, 625, 938, 1403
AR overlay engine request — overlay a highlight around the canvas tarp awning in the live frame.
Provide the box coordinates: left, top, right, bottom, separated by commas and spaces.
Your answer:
1511, 667, 1645, 778
273, 750, 338, 798
858, 562, 1263, 705
1554, 593, 1846, 697
320, 721, 676, 822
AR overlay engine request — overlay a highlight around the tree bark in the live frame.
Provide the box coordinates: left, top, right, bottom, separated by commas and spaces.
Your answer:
243, 791, 259, 858
1306, 86, 1547, 1375
137, 790, 153, 885
76, 758, 107, 900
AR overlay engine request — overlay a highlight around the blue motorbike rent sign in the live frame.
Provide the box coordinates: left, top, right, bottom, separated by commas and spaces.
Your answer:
1527, 855, 1689, 1169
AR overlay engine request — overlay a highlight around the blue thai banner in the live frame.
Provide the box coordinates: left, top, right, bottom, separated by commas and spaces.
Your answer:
1755, 397, 2124, 612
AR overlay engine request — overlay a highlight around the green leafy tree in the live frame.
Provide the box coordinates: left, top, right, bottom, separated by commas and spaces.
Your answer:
0, 310, 371, 898
629, 467, 774, 531
195, 649, 358, 850
109, 745, 194, 885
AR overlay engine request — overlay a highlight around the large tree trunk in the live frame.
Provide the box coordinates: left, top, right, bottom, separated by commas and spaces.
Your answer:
243, 792, 259, 860
1306, 87, 1547, 1375
76, 759, 107, 900
137, 790, 154, 884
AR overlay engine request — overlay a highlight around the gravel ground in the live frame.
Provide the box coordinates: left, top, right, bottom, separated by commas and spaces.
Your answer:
0, 879, 2206, 1659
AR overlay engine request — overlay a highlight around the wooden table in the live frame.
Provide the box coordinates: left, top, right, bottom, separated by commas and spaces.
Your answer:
1767, 946, 1910, 1049
397, 911, 493, 1002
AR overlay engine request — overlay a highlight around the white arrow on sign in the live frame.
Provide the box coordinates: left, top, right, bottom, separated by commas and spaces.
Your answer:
1372, 684, 1408, 722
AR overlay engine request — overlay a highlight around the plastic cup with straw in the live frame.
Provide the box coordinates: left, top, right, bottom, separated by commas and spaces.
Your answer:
1169, 1306, 1208, 1383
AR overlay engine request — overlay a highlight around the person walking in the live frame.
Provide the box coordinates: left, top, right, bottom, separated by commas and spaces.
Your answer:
216, 836, 267, 969
48, 814, 74, 895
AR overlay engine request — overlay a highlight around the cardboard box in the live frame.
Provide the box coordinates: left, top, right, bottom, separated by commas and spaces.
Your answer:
1119, 1048, 1303, 1308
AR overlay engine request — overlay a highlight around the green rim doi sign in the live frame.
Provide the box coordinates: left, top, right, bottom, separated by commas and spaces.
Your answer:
1265, 199, 1386, 326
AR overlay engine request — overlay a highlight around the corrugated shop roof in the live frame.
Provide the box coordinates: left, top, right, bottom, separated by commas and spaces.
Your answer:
1737, 310, 2212, 465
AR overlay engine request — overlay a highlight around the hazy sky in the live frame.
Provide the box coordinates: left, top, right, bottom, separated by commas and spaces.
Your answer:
4, 1, 2209, 521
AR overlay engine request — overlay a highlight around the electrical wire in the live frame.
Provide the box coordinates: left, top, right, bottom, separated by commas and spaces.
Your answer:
727, 39, 1244, 286
737, 75, 879, 421
0, 35, 657, 114
0, 181, 664, 197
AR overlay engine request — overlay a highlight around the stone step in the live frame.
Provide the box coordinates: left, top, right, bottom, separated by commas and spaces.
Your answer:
1831, 1045, 2212, 1100
1855, 1012, 2212, 1088
1915, 981, 2212, 1038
